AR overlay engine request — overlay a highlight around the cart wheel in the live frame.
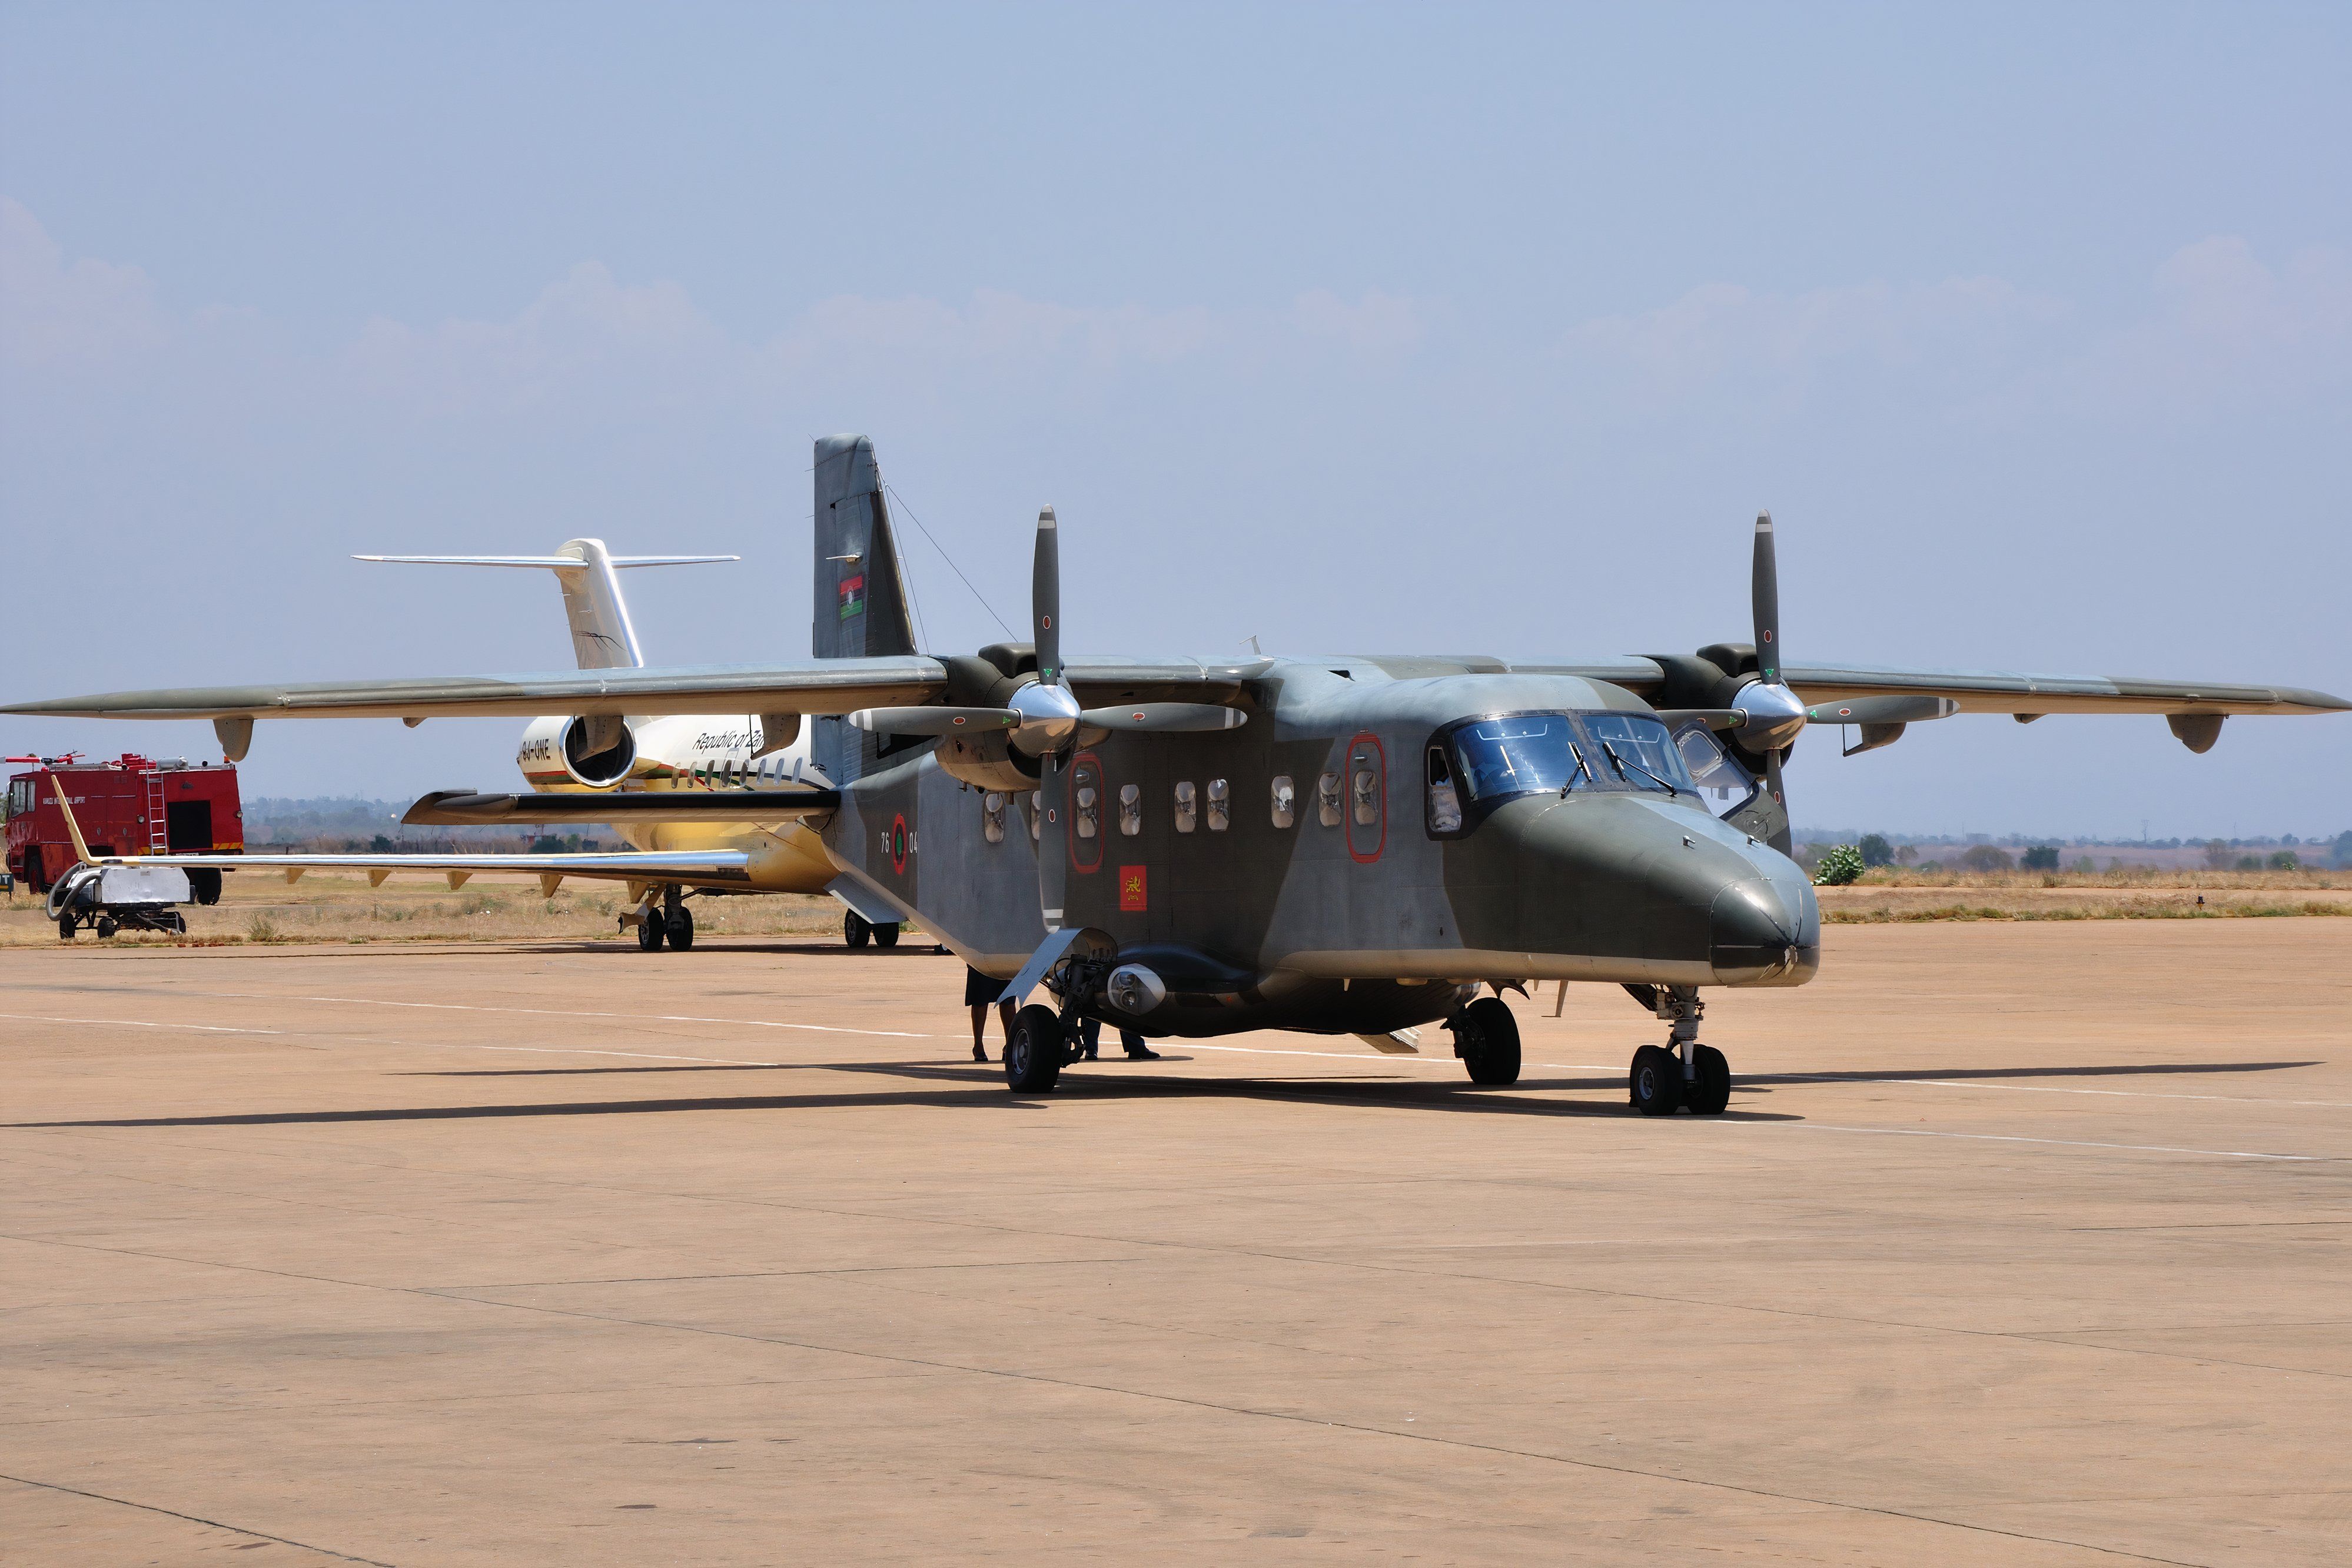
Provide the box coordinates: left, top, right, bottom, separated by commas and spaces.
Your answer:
169, 912, 187, 935
97, 916, 118, 939
58, 913, 75, 941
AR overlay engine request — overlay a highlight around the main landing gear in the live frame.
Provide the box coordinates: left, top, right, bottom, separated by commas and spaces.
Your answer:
1625, 985, 1730, 1117
1446, 995, 1523, 1085
842, 910, 900, 950
625, 885, 695, 952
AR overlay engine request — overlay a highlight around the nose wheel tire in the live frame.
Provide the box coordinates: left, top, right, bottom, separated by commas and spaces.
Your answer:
636, 913, 666, 952
1451, 996, 1523, 1086
1629, 1045, 1683, 1116
1004, 1005, 1064, 1094
1686, 1044, 1731, 1115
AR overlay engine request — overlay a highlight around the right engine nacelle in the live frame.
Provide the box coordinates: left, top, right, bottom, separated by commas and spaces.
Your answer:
560, 715, 639, 789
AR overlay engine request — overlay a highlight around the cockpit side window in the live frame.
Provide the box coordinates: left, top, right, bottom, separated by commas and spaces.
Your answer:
1426, 747, 1463, 835
1670, 722, 1761, 820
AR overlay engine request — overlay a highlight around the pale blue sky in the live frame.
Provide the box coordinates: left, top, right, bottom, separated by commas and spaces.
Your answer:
4, 2, 2347, 838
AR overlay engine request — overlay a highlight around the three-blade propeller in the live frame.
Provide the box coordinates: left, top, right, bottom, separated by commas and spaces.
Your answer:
853, 506, 1249, 931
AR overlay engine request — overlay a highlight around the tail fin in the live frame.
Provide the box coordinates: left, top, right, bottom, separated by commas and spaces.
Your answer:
812, 435, 918, 662
812, 435, 920, 785
356, 543, 737, 670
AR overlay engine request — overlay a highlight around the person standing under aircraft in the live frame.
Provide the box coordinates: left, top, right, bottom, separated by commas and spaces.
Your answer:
965, 965, 1015, 1062
1075, 1016, 1160, 1061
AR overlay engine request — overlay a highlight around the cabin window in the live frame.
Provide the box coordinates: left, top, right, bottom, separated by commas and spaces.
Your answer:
1173, 780, 1197, 833
1118, 782, 1142, 836
1270, 775, 1296, 829
1029, 790, 1043, 841
1075, 784, 1099, 839
1317, 772, 1342, 827
1427, 748, 1463, 834
1206, 778, 1230, 832
1352, 768, 1379, 826
983, 791, 1007, 844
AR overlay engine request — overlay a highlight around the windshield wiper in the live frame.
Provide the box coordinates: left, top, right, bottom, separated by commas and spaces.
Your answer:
1602, 740, 1678, 795
1559, 743, 1594, 796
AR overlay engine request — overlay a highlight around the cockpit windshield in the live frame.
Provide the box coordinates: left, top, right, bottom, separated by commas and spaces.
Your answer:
1449, 715, 1589, 802
1583, 713, 1699, 795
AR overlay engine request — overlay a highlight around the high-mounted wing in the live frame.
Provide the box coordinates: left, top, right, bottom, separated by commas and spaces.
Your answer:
2, 657, 949, 723
4, 654, 1268, 730
1777, 664, 2347, 717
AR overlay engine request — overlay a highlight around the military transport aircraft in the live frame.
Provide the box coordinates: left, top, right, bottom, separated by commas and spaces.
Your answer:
10, 434, 2343, 1112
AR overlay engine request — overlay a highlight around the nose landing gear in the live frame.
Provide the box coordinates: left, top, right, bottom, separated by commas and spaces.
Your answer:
1625, 985, 1731, 1116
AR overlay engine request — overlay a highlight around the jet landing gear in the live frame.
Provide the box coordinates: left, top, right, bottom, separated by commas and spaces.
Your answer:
1626, 986, 1730, 1117
1446, 995, 1522, 1086
624, 886, 695, 952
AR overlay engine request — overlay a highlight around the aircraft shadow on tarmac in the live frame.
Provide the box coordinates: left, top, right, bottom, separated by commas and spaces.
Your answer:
9, 1057, 2317, 1132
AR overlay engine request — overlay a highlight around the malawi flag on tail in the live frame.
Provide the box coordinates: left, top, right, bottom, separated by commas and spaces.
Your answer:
838, 574, 865, 620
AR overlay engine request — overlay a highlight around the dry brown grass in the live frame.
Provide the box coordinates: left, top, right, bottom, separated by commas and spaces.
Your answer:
0, 870, 849, 949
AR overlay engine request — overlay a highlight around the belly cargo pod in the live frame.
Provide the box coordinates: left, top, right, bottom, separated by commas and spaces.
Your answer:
4, 754, 244, 901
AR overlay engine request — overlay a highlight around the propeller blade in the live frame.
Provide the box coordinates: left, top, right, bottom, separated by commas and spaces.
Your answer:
1762, 746, 1792, 856
1033, 506, 1062, 686
846, 706, 1021, 738
1752, 511, 1781, 685
1037, 753, 1068, 932
1077, 702, 1248, 733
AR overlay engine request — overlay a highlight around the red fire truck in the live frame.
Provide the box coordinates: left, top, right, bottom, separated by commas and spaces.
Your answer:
4, 755, 242, 902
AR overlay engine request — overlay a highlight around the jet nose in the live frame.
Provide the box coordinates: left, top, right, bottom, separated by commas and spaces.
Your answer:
1709, 872, 1819, 985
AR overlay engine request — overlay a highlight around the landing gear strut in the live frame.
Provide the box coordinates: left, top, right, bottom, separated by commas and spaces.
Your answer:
1626, 985, 1730, 1116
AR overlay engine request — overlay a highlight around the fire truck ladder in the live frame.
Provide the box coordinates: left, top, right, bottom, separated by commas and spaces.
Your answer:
144, 772, 170, 856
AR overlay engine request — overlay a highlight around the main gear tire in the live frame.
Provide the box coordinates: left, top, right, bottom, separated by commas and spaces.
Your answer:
1687, 1044, 1731, 1115
1456, 996, 1523, 1086
637, 913, 666, 952
1004, 1005, 1065, 1094
1629, 1044, 1683, 1117
843, 911, 870, 949
666, 906, 695, 951
873, 921, 901, 950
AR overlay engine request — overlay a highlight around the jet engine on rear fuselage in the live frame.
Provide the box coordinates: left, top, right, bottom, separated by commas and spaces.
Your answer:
520, 710, 639, 785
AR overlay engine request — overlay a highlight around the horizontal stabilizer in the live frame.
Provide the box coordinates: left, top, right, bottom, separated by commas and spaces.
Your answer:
356, 554, 738, 569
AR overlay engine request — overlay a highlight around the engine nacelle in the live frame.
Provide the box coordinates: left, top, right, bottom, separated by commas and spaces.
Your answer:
936, 727, 1040, 792
560, 715, 638, 789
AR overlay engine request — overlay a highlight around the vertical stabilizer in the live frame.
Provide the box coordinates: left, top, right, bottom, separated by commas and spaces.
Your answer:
813, 435, 918, 662
813, 434, 919, 783
551, 539, 644, 669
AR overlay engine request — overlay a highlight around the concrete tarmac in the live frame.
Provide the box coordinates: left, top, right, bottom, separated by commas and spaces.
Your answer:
2, 921, 2348, 1564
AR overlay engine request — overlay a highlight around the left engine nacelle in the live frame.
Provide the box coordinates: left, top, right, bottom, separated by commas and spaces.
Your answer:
559, 715, 638, 789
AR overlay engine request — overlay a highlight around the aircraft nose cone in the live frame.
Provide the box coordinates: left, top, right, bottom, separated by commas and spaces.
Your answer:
1709, 874, 1820, 985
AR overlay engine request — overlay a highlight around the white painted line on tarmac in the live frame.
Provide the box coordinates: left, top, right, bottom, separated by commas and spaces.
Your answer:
0, 1011, 281, 1036
166, 989, 935, 1039
472, 1045, 786, 1067
1907, 1079, 2352, 1110
1752, 1121, 2330, 1162
1180, 1042, 1619, 1072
